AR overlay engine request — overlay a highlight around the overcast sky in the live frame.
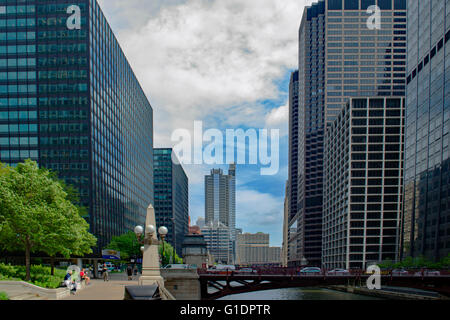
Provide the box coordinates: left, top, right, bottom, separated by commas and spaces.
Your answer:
97, 0, 314, 246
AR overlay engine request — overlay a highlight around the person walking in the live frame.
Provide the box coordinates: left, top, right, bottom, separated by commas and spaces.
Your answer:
102, 263, 109, 282
127, 265, 133, 281
133, 264, 138, 276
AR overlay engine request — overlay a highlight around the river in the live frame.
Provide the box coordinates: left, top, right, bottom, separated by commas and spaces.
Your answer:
218, 287, 383, 300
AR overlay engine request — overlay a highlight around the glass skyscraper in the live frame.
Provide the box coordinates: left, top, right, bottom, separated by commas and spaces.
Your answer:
154, 148, 189, 256
403, 0, 450, 261
0, 0, 154, 251
290, 0, 407, 267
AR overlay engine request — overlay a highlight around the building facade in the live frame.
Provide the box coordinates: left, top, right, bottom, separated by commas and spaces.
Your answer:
236, 233, 281, 266
289, 0, 407, 266
0, 0, 154, 251
323, 97, 405, 269
201, 221, 233, 265
205, 164, 237, 260
403, 0, 450, 261
154, 148, 189, 256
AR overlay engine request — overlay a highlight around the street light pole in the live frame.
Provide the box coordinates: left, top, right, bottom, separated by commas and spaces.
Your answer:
133, 205, 168, 287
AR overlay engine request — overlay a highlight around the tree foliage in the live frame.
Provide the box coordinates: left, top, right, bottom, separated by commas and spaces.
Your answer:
105, 231, 183, 265
0, 160, 97, 280
379, 254, 450, 269
105, 231, 141, 261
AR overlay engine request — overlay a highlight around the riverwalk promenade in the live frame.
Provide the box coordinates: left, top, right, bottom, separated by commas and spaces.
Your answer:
64, 273, 138, 300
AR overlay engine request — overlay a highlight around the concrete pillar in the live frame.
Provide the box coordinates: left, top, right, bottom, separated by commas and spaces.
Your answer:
93, 259, 99, 279
77, 258, 83, 269
139, 205, 164, 288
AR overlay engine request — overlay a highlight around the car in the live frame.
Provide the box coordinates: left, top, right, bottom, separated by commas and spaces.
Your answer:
327, 268, 350, 275
300, 267, 322, 274
414, 270, 441, 276
391, 269, 409, 276
164, 264, 196, 270
239, 268, 255, 274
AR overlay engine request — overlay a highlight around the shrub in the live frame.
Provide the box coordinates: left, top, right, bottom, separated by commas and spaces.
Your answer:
0, 263, 66, 289
0, 292, 9, 300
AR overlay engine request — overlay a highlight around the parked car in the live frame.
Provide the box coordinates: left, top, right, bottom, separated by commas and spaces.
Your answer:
164, 264, 189, 269
327, 268, 350, 275
391, 269, 409, 276
414, 270, 441, 276
300, 267, 322, 274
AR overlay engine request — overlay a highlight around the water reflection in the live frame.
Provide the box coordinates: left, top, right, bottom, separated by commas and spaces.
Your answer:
219, 287, 383, 300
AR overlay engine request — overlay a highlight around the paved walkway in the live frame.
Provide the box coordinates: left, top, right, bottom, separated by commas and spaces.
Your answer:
64, 273, 139, 300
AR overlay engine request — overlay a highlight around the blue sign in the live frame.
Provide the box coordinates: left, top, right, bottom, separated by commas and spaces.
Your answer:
102, 249, 120, 260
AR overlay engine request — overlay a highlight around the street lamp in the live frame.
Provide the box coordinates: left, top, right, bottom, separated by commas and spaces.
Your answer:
134, 224, 169, 266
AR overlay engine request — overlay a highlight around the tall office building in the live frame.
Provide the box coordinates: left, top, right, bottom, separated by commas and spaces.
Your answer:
288, 70, 300, 223
205, 164, 236, 229
403, 0, 450, 261
323, 97, 405, 269
0, 0, 154, 250
154, 148, 189, 256
289, 0, 407, 267
204, 164, 236, 262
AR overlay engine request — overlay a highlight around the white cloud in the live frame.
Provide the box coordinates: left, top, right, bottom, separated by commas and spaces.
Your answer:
96, 0, 314, 246
98, 0, 313, 146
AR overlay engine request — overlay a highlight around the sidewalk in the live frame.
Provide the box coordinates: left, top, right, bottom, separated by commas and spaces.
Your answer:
64, 273, 139, 300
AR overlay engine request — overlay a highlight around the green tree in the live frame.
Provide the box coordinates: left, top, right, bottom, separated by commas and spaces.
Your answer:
104, 231, 141, 261
159, 241, 183, 265
0, 160, 96, 280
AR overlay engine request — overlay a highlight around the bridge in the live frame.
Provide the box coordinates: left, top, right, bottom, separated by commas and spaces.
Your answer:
198, 270, 450, 300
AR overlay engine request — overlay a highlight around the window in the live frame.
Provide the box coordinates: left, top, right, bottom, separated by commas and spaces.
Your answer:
345, 0, 359, 9
328, 0, 342, 10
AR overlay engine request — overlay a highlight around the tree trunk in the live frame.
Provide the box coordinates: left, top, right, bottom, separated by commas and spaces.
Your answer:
25, 242, 31, 281
50, 257, 55, 276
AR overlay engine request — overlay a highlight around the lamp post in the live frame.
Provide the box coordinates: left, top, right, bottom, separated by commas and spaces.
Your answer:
132, 205, 167, 287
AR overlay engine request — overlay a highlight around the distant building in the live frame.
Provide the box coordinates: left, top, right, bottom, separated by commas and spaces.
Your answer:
196, 217, 206, 229
205, 164, 237, 261
282, 181, 289, 267
201, 221, 233, 265
236, 232, 281, 266
154, 148, 189, 256
182, 234, 208, 267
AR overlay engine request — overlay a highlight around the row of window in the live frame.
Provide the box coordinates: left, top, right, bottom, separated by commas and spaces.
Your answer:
0, 149, 38, 159
0, 123, 37, 132
0, 57, 35, 67
0, 110, 36, 120
0, 71, 35, 80
0, 5, 35, 15
0, 84, 35, 93
0, 31, 35, 40
0, 136, 37, 146
0, 18, 35, 27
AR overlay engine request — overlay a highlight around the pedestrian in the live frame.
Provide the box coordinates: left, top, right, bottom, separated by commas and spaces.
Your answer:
133, 264, 138, 276
127, 265, 133, 281
64, 270, 77, 295
102, 263, 109, 282
80, 268, 90, 285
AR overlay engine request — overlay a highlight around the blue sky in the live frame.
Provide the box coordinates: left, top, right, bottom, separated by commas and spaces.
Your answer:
97, 0, 314, 246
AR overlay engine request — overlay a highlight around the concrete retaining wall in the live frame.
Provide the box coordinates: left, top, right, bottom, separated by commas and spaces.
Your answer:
0, 281, 85, 300
161, 269, 201, 300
